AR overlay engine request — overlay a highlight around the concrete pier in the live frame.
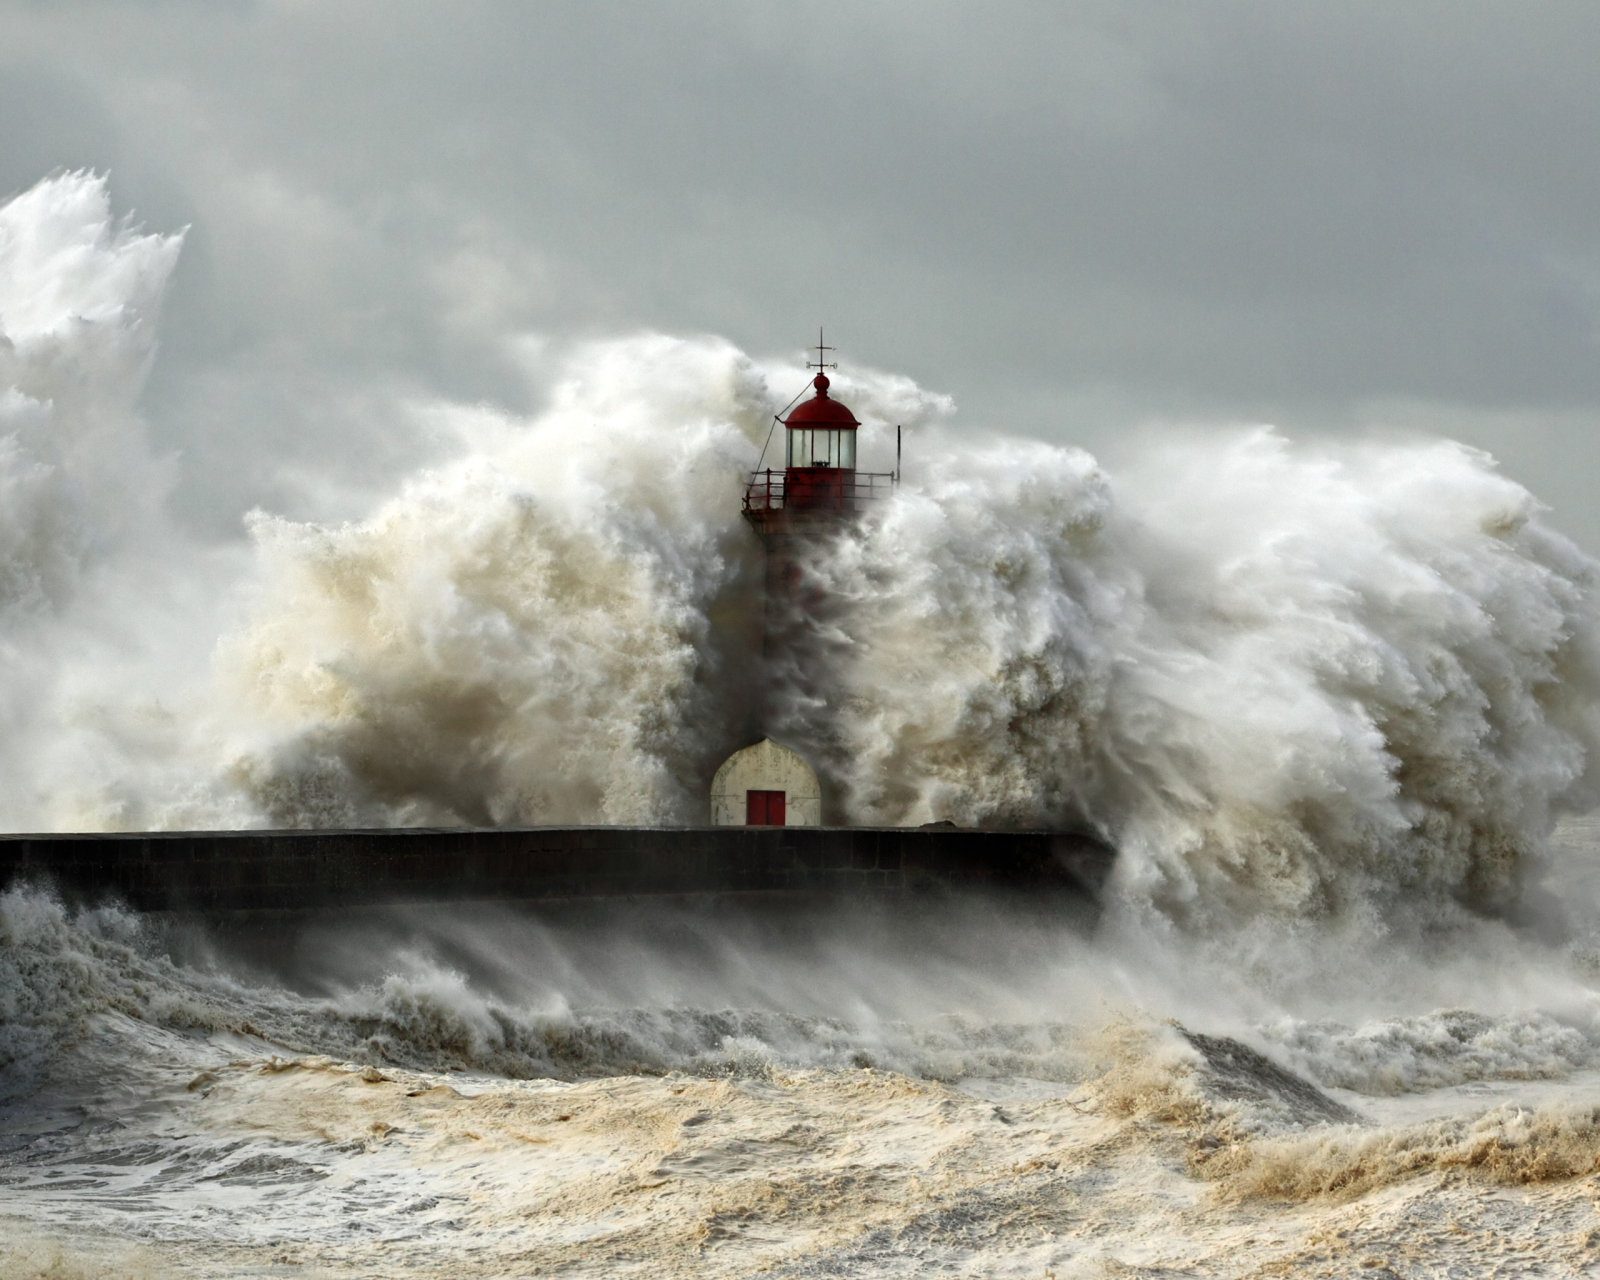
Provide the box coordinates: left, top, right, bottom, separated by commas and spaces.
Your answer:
0, 825, 1114, 916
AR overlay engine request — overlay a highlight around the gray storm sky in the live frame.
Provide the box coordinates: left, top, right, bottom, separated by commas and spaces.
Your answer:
5, 1, 1600, 546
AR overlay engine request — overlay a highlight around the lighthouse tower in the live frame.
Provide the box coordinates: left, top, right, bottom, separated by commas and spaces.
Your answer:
713, 335, 896, 828
742, 332, 896, 622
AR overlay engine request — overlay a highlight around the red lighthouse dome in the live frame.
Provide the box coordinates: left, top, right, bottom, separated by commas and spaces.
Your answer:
782, 373, 860, 429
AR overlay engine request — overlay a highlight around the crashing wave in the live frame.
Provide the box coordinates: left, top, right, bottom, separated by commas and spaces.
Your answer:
0, 173, 1598, 931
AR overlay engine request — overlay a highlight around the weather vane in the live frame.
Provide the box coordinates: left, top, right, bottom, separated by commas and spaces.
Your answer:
807, 327, 837, 373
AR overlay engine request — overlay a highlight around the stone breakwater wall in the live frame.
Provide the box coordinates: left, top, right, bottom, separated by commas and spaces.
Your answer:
0, 826, 1115, 915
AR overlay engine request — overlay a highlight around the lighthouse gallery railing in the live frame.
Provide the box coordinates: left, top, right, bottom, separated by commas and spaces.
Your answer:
742, 469, 897, 517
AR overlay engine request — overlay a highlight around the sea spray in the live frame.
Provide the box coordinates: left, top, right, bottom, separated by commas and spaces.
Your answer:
211, 338, 772, 828
0, 173, 192, 832
0, 884, 1108, 1085
208, 369, 1600, 933
785, 427, 1600, 928
2, 150, 1600, 1280
1, 172, 1599, 940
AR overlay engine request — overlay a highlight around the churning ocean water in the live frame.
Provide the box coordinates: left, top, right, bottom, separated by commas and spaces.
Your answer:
5, 172, 1600, 1277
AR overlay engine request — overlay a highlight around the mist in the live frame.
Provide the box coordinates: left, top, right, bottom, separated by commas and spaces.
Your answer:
7, 11, 1600, 1272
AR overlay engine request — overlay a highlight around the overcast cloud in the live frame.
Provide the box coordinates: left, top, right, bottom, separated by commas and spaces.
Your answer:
3, 1, 1600, 546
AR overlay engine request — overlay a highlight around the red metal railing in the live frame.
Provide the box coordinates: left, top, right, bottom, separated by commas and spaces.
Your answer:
742, 469, 897, 516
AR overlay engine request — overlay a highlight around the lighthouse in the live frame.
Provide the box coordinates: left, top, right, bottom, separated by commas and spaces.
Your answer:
742, 332, 896, 625
713, 334, 897, 828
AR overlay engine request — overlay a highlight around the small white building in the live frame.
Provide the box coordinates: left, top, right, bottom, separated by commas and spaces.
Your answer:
709, 738, 822, 827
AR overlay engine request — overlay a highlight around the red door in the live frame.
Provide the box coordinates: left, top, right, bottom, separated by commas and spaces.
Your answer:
746, 790, 786, 826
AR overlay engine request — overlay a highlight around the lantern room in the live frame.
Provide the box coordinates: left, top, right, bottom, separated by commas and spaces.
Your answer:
779, 372, 861, 513
784, 373, 858, 470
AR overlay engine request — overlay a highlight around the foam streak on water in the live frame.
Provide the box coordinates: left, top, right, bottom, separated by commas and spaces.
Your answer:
6, 174, 1600, 1276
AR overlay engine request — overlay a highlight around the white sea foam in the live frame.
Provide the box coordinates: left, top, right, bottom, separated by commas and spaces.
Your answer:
3, 173, 1595, 940
1260, 1007, 1600, 1096
794, 429, 1600, 931
6, 172, 1600, 1276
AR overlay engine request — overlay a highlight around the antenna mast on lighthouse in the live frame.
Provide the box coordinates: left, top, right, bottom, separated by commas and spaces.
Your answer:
808, 328, 836, 375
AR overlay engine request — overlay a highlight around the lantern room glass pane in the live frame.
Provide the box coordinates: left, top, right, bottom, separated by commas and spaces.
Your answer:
787, 427, 857, 468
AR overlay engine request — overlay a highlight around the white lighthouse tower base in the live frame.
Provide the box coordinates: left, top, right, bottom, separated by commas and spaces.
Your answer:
710, 738, 822, 827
